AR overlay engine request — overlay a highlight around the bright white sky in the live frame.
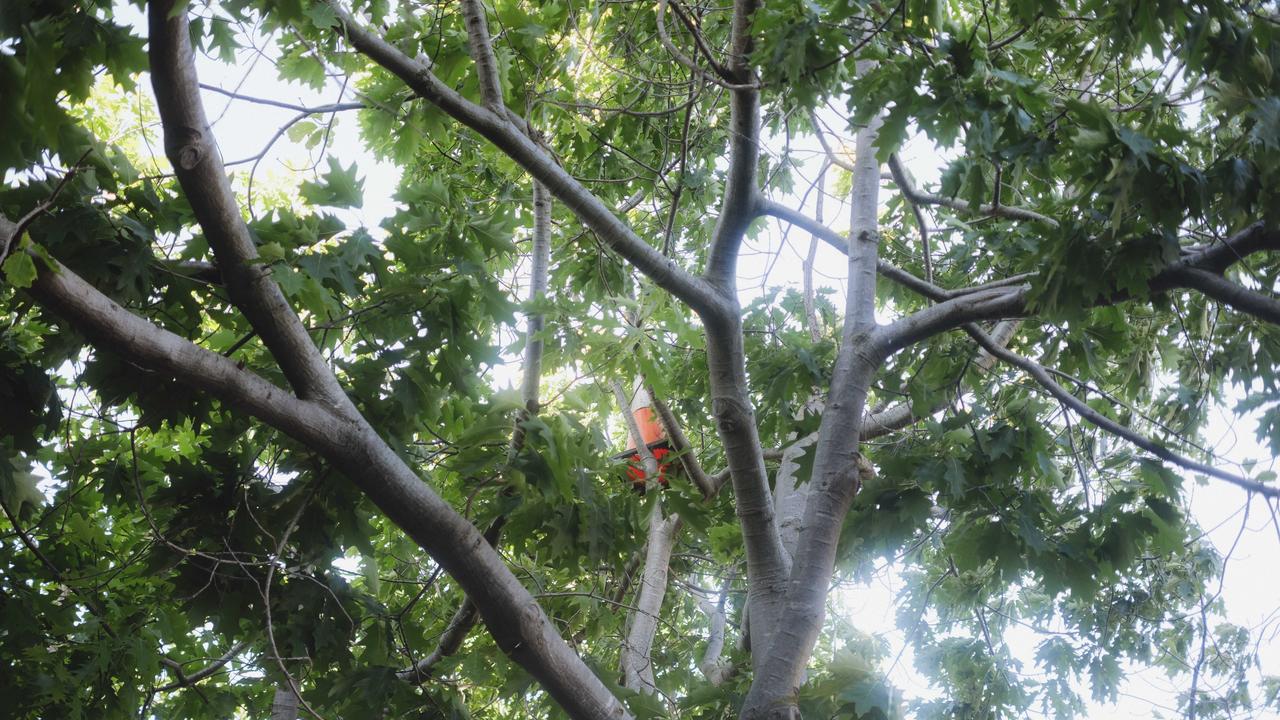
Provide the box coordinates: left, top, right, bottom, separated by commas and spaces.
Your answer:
54, 6, 1280, 717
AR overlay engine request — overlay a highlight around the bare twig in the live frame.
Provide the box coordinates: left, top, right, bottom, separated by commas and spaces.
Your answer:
157, 641, 249, 692
887, 153, 1059, 226
1, 149, 92, 261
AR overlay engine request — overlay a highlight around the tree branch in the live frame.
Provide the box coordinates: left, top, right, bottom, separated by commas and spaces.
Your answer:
1147, 223, 1280, 325
758, 198, 946, 301
702, 35, 761, 284
270, 687, 299, 720
668, 0, 735, 79
620, 507, 681, 693
886, 152, 935, 284
458, 0, 506, 114
401, 600, 480, 683
703, 308, 791, 666
773, 429, 818, 560
0, 150, 90, 263
400, 182, 553, 684
9, 260, 340, 448
696, 585, 733, 685
765, 196, 1280, 352
1173, 222, 1279, 275
513, 181, 553, 439
965, 324, 1278, 498
5, 186, 630, 720
1160, 267, 1280, 325
808, 111, 856, 173
876, 222, 1280, 352
861, 319, 1020, 440
707, 321, 1019, 474
148, 16, 630, 706
397, 516, 505, 683
684, 0, 794, 672
742, 112, 884, 717
874, 285, 1028, 357
198, 83, 365, 114
148, 1, 347, 407
655, 0, 755, 90
648, 389, 716, 498
331, 4, 789, 658
325, 2, 724, 318
802, 166, 828, 343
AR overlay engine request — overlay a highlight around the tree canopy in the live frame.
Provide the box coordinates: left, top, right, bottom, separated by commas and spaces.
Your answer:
1, 0, 1279, 719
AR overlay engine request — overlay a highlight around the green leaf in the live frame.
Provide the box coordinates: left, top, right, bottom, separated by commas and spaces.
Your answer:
257, 242, 287, 263
278, 45, 327, 89
303, 3, 340, 30
0, 460, 45, 516
301, 158, 365, 208
2, 247, 38, 289
286, 120, 317, 143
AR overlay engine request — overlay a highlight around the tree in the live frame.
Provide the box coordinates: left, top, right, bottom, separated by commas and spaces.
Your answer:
1, 0, 1278, 718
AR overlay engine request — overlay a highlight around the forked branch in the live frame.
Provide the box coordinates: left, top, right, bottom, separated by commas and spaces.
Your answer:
157, 641, 250, 692
656, 0, 756, 90
149, 1, 347, 407
762, 199, 1280, 345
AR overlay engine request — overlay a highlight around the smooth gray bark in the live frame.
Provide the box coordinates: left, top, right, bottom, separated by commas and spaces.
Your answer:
773, 430, 819, 562
620, 507, 681, 693
697, 593, 733, 685
270, 687, 299, 720
769, 317, 1020, 543
740, 115, 888, 719
523, 183, 552, 413
704, 311, 791, 666
149, 2, 347, 409
458, 0, 506, 115
696, 0, 791, 661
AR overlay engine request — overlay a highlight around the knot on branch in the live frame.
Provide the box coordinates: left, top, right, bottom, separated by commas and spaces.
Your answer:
712, 395, 752, 433
848, 453, 875, 491
166, 128, 207, 170
856, 229, 880, 245
516, 596, 551, 643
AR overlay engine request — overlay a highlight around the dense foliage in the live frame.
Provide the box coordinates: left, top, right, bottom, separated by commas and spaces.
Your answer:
1, 0, 1278, 719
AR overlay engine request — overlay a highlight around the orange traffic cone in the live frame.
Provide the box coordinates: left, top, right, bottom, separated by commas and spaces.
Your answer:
621, 386, 671, 491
